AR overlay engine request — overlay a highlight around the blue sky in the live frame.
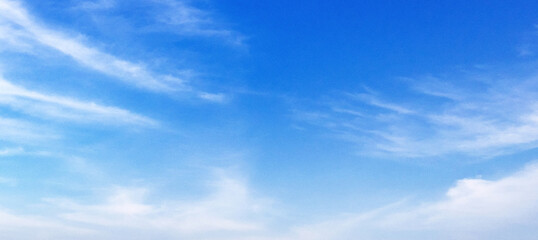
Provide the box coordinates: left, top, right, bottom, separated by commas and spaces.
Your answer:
1, 0, 538, 239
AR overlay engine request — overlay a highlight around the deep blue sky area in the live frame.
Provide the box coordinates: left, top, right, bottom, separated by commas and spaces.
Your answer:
221, 0, 538, 95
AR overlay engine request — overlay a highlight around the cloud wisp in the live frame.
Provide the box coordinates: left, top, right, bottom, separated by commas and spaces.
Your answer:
0, 170, 273, 240
295, 66, 538, 158
2, 162, 538, 240
75, 0, 116, 11
281, 162, 538, 240
0, 78, 157, 126
75, 0, 243, 44
152, 0, 245, 45
0, 116, 58, 143
0, 0, 186, 92
0, 176, 16, 186
0, 147, 24, 156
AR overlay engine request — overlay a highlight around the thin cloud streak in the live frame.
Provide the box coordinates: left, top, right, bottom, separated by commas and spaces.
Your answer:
0, 176, 16, 186
0, 209, 93, 240
280, 162, 538, 240
50, 173, 270, 234
349, 93, 415, 115
75, 0, 116, 11
295, 66, 538, 158
0, 78, 157, 126
2, 162, 538, 240
0, 170, 274, 240
0, 0, 186, 92
153, 0, 245, 45
0, 116, 58, 143
0, 147, 24, 156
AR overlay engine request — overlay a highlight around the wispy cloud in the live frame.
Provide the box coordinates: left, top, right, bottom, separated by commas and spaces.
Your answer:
0, 116, 58, 143
0, 176, 16, 186
3, 162, 538, 240
198, 92, 227, 103
516, 24, 538, 57
0, 77, 157, 126
152, 0, 245, 45
51, 172, 270, 233
75, 0, 116, 11
73, 0, 244, 45
0, 146, 24, 156
281, 162, 538, 240
349, 92, 415, 115
0, 209, 92, 240
0, 170, 273, 240
0, 0, 186, 92
295, 65, 538, 158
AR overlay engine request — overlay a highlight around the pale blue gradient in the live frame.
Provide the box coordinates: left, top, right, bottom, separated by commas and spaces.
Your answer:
0, 0, 538, 239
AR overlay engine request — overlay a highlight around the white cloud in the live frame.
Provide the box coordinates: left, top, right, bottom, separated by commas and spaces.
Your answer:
349, 93, 415, 114
0, 209, 93, 240
0, 22, 34, 52
0, 77, 157, 126
152, 0, 244, 45
75, 0, 244, 44
0, 146, 24, 156
0, 176, 16, 186
75, 0, 116, 11
0, 116, 58, 143
0, 170, 273, 240
0, 0, 186, 92
296, 68, 538, 158
2, 162, 538, 240
198, 92, 227, 103
281, 162, 538, 240
52, 173, 270, 234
